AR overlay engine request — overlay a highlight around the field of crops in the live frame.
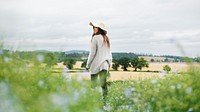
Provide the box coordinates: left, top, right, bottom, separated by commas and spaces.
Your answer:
1, 52, 200, 112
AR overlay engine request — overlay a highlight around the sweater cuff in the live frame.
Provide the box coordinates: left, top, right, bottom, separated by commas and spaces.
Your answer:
86, 64, 89, 68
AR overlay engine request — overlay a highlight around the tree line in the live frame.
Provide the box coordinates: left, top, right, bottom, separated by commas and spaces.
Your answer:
112, 57, 149, 71
2, 49, 200, 70
81, 57, 149, 71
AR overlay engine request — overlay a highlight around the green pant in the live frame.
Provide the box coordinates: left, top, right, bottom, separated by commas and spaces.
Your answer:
91, 70, 108, 98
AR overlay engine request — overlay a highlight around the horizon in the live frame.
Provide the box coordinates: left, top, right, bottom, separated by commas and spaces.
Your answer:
2, 48, 196, 58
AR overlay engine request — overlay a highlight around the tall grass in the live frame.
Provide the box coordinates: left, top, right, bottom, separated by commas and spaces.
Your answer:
0, 50, 103, 112
1, 46, 200, 111
107, 65, 200, 111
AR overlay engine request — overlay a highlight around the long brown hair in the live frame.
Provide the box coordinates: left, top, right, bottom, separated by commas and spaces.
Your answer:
92, 27, 110, 48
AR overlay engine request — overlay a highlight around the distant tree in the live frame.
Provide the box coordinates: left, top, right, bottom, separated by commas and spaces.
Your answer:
118, 57, 131, 71
150, 58, 155, 62
131, 57, 149, 71
182, 57, 192, 63
137, 58, 149, 71
44, 52, 58, 67
81, 59, 87, 68
164, 58, 169, 62
195, 57, 200, 63
163, 65, 171, 73
174, 58, 180, 62
112, 58, 120, 71
64, 58, 76, 69
130, 57, 139, 71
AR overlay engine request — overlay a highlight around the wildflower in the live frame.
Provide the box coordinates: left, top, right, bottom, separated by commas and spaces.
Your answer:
161, 70, 166, 75
157, 84, 161, 87
133, 98, 138, 102
4, 57, 10, 62
131, 82, 134, 85
185, 87, 192, 94
131, 87, 136, 91
51, 94, 69, 107
151, 79, 157, 84
37, 54, 44, 62
170, 85, 175, 90
38, 80, 44, 88
73, 91, 80, 101
188, 108, 193, 112
0, 49, 2, 55
103, 105, 112, 111
176, 84, 182, 89
151, 97, 155, 102
124, 88, 132, 98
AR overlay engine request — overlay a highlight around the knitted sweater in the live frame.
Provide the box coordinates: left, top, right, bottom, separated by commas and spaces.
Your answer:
86, 34, 112, 74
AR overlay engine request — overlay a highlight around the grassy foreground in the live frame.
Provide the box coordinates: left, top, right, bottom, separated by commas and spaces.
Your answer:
0, 51, 200, 112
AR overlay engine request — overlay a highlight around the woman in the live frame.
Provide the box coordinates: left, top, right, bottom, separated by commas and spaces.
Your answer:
86, 21, 112, 100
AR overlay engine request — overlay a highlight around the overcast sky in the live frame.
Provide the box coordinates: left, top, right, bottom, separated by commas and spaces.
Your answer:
0, 0, 200, 57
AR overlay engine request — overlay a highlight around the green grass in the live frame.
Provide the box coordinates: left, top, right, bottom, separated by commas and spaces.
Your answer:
1, 50, 200, 112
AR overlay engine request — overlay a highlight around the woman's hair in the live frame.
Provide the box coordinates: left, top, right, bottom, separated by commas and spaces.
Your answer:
92, 27, 110, 48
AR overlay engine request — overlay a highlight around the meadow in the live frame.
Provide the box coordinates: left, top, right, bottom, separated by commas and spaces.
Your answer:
69, 61, 188, 81
1, 51, 200, 112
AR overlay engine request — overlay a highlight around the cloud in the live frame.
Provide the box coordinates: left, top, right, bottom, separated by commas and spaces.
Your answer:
0, 0, 200, 57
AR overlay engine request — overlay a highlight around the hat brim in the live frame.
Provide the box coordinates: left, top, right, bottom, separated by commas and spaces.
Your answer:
89, 22, 107, 31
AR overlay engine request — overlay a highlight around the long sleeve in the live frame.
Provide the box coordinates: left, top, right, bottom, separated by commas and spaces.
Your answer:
109, 50, 112, 67
106, 45, 112, 68
86, 37, 97, 68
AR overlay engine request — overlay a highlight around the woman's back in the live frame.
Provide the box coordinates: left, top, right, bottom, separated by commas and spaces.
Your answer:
89, 34, 112, 74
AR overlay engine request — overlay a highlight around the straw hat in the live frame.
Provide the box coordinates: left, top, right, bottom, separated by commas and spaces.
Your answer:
89, 21, 107, 31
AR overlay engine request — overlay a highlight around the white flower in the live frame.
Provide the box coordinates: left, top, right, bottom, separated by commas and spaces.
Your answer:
151, 97, 155, 101
37, 54, 44, 62
124, 88, 132, 98
38, 80, 44, 88
176, 84, 182, 89
186, 87, 192, 94
131, 87, 136, 91
131, 82, 134, 85
151, 79, 157, 84
4, 57, 10, 62
51, 94, 69, 107
188, 108, 193, 112
133, 98, 138, 102
161, 70, 166, 75
103, 105, 112, 111
170, 85, 175, 90
157, 84, 161, 87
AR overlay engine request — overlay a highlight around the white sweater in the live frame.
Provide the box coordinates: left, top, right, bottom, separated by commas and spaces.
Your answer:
86, 34, 112, 74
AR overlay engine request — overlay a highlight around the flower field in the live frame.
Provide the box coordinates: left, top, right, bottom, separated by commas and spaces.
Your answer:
1, 51, 200, 112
